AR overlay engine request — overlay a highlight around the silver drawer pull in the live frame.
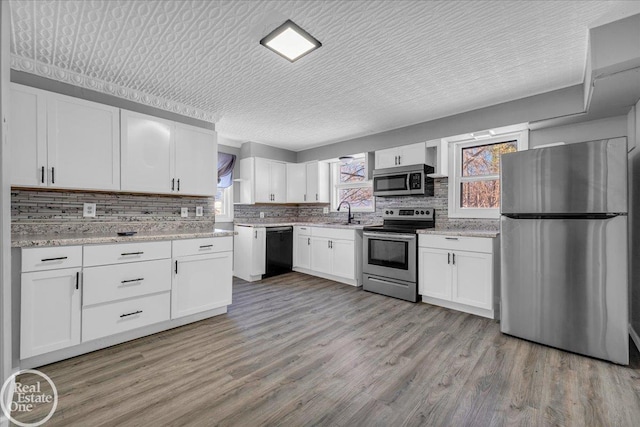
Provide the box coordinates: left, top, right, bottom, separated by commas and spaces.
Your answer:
444, 237, 459, 240
199, 245, 213, 249
41, 256, 68, 262
121, 252, 144, 256
120, 310, 142, 318
120, 278, 144, 284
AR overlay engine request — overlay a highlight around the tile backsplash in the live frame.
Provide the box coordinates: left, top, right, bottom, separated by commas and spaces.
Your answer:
234, 178, 499, 231
12, 189, 216, 234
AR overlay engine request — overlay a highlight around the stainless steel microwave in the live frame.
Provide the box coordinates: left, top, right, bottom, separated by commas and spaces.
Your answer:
372, 164, 434, 196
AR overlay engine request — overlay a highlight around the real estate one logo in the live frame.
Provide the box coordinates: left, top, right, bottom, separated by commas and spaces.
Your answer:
1, 369, 58, 427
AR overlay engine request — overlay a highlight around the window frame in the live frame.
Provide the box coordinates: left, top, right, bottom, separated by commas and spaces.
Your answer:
448, 130, 528, 219
214, 185, 234, 222
330, 157, 375, 213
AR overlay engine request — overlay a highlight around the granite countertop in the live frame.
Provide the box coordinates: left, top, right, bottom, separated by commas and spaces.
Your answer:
417, 229, 500, 238
12, 229, 236, 248
234, 222, 378, 230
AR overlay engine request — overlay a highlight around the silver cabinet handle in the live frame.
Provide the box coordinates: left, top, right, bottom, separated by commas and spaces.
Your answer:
41, 166, 45, 183
448, 253, 450, 264
452, 253, 455, 265
316, 193, 318, 201
121, 278, 144, 284
76, 271, 80, 290
121, 252, 143, 256
120, 310, 142, 318
304, 194, 306, 201
307, 237, 310, 245
51, 167, 55, 184
175, 260, 178, 274
199, 244, 213, 249
171, 178, 175, 191
254, 230, 257, 238
445, 237, 459, 240
177, 179, 180, 191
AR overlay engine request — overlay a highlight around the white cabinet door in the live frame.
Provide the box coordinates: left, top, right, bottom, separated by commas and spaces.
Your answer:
172, 252, 232, 319
251, 228, 266, 276
121, 110, 174, 194
375, 147, 398, 169
21, 267, 81, 358
174, 124, 217, 196
418, 247, 451, 300
239, 158, 255, 204
10, 84, 47, 187
47, 93, 120, 190
294, 234, 312, 269
452, 251, 492, 310
331, 239, 355, 279
271, 161, 287, 203
310, 237, 332, 275
306, 161, 330, 203
287, 163, 307, 203
254, 158, 271, 203
398, 142, 426, 166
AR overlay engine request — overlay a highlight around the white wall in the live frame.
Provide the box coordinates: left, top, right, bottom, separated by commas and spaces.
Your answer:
529, 115, 628, 147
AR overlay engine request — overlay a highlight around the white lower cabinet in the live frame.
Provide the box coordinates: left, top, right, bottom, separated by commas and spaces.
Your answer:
233, 226, 266, 282
294, 226, 361, 286
418, 234, 498, 319
172, 238, 233, 319
18, 236, 233, 363
20, 267, 82, 359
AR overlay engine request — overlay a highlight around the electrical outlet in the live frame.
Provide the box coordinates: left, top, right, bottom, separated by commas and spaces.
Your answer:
260, 212, 265, 219
195, 206, 203, 217
83, 203, 97, 218
323, 207, 329, 214
181, 207, 189, 218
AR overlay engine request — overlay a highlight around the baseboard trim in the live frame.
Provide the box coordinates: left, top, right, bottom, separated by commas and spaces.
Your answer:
630, 325, 640, 353
292, 268, 358, 287
421, 295, 495, 319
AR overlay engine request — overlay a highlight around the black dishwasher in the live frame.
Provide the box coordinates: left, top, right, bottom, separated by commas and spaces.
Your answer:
265, 226, 293, 278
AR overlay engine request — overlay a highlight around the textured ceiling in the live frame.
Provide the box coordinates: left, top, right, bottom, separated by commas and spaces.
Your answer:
8, 0, 636, 151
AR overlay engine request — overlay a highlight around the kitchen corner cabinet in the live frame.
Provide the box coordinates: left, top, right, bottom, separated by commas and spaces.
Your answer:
294, 226, 362, 286
255, 158, 287, 203
10, 83, 120, 190
418, 234, 499, 319
425, 139, 448, 178
233, 225, 266, 282
172, 237, 233, 319
121, 110, 217, 196
375, 142, 426, 169
20, 246, 83, 359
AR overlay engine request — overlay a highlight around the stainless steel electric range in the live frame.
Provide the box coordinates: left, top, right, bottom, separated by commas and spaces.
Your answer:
362, 207, 435, 302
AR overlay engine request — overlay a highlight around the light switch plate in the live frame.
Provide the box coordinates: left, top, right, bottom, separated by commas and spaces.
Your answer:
195, 206, 203, 217
83, 203, 96, 218
181, 207, 189, 218
260, 212, 265, 218
323, 207, 329, 214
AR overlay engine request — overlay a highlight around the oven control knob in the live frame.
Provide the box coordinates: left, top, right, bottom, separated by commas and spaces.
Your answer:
421, 210, 425, 215
425, 210, 429, 215
389, 210, 394, 214
415, 210, 419, 214
385, 210, 389, 214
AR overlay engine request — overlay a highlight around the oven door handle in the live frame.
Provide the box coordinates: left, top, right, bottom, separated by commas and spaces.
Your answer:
363, 232, 416, 240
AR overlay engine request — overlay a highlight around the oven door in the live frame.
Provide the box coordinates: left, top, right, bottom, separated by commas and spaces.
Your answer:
363, 231, 416, 283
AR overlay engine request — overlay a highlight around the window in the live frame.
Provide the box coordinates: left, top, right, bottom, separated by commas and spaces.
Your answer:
214, 186, 233, 222
331, 156, 374, 212
448, 130, 528, 218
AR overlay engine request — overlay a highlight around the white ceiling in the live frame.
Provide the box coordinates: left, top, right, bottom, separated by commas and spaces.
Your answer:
8, 0, 638, 151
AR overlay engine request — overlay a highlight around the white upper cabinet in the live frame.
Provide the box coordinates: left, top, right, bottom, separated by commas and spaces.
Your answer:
375, 142, 426, 169
254, 158, 287, 203
10, 84, 120, 190
122, 110, 217, 196
121, 110, 174, 194
286, 162, 307, 203
174, 124, 217, 196
306, 161, 330, 203
425, 139, 448, 178
47, 93, 120, 190
10, 85, 47, 187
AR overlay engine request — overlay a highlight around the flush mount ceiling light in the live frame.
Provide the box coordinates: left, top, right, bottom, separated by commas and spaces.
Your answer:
260, 20, 322, 62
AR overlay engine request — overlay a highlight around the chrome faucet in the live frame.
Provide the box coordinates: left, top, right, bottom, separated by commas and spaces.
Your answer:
337, 201, 355, 224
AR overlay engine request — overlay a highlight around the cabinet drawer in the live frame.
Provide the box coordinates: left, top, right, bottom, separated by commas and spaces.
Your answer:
22, 246, 83, 272
172, 237, 232, 257
311, 227, 355, 241
83, 241, 171, 266
82, 292, 170, 342
295, 226, 311, 236
419, 234, 493, 253
83, 259, 171, 306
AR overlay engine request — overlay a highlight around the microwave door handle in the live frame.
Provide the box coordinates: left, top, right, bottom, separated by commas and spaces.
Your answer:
406, 174, 411, 190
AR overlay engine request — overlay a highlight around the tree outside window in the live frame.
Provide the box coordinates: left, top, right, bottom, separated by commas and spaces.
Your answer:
331, 156, 374, 211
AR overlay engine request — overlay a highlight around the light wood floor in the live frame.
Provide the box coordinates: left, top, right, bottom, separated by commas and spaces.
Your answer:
13, 272, 640, 426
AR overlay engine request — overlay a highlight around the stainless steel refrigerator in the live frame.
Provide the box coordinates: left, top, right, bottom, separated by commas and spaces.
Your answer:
500, 138, 628, 365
